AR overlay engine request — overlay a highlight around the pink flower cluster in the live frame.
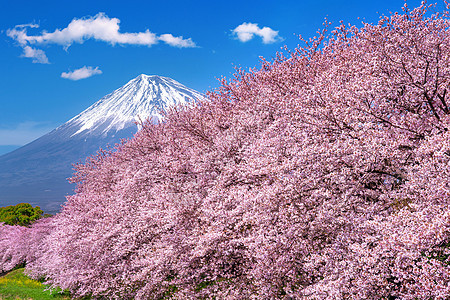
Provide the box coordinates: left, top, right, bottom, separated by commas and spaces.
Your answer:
2, 2, 450, 299
0, 217, 53, 274
0, 223, 29, 273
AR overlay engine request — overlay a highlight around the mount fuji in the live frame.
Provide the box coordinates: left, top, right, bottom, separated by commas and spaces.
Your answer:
0, 75, 204, 213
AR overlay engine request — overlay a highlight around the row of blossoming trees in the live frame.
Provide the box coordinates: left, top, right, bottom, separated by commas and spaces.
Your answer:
1, 2, 450, 299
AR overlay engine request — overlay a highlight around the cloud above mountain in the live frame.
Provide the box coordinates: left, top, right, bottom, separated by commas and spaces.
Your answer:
21, 46, 49, 64
7, 13, 197, 63
61, 66, 102, 81
158, 33, 197, 48
232, 22, 282, 44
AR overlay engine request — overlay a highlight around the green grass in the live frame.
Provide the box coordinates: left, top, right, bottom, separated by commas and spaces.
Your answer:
0, 268, 70, 300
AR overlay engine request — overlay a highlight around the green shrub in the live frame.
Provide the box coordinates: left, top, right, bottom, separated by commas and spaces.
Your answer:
0, 203, 44, 226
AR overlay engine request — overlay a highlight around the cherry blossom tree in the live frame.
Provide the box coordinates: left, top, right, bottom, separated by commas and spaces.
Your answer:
24, 2, 450, 299
0, 223, 29, 273
0, 217, 53, 274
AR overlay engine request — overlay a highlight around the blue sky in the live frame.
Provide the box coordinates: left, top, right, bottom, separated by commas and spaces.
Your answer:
0, 0, 431, 155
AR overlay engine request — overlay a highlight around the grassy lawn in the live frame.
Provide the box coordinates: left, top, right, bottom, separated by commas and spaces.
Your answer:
0, 268, 70, 300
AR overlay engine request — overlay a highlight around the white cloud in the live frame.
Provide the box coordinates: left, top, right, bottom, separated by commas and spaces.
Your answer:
0, 122, 54, 146
7, 13, 197, 63
159, 34, 196, 48
15, 23, 40, 29
61, 66, 102, 81
7, 24, 36, 46
7, 13, 159, 47
232, 22, 281, 44
21, 46, 49, 64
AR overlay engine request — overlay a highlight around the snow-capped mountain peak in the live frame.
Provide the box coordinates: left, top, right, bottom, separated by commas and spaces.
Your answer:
0, 74, 205, 213
66, 74, 204, 137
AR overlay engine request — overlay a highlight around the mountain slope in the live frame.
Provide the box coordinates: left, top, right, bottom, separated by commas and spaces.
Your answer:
0, 75, 204, 213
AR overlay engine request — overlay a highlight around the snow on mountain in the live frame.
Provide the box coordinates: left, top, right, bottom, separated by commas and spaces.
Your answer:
0, 74, 205, 213
62, 74, 204, 137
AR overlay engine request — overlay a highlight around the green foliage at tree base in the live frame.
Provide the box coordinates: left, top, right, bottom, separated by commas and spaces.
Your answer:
0, 268, 70, 299
0, 203, 44, 226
